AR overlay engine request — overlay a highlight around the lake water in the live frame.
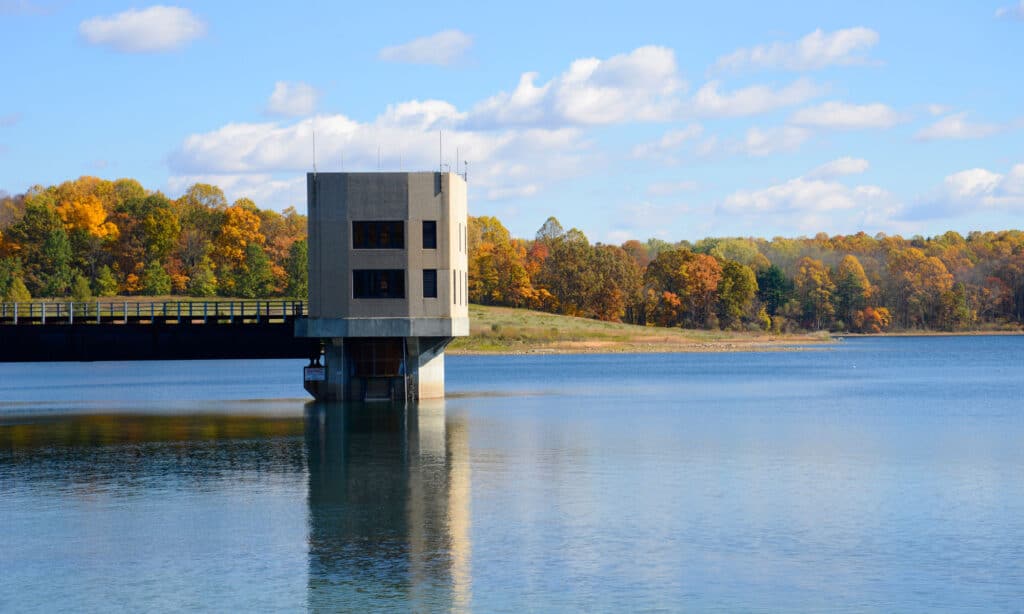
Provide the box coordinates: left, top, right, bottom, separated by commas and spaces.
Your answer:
1, 337, 1023, 612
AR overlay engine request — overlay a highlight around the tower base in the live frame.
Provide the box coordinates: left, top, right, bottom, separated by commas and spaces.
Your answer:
303, 336, 451, 402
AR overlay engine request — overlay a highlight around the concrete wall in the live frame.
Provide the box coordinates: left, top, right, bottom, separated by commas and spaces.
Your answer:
305, 172, 469, 329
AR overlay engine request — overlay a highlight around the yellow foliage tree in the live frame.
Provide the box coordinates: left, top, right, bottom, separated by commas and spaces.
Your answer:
56, 193, 119, 239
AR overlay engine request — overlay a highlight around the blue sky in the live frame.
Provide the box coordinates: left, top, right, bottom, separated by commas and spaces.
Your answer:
1, 1, 1022, 242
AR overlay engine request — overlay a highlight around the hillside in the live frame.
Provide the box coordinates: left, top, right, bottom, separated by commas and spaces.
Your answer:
448, 304, 831, 354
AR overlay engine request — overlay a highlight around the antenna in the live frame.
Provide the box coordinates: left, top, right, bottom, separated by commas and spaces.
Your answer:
312, 122, 318, 177
464, 160, 469, 183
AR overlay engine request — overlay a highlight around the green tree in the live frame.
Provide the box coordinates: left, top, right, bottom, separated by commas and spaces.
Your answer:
94, 265, 118, 297
285, 239, 308, 299
717, 260, 758, 329
235, 243, 275, 298
187, 257, 217, 297
141, 260, 172, 295
6, 276, 31, 302
71, 272, 93, 301
756, 265, 793, 316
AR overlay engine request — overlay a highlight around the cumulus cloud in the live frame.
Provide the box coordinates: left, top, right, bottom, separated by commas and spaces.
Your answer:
915, 112, 1002, 141
720, 165, 898, 233
378, 29, 473, 66
469, 46, 685, 126
168, 110, 592, 210
631, 124, 703, 160
266, 81, 319, 117
690, 78, 824, 117
901, 164, 1024, 220
742, 125, 812, 156
996, 1, 1024, 19
790, 101, 901, 129
714, 27, 879, 72
807, 157, 870, 178
79, 5, 206, 53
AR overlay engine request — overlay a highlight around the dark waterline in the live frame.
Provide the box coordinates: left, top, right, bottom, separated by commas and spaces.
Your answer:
1, 337, 1023, 611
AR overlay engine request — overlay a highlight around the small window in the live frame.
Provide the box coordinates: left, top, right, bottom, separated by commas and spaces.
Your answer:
423, 269, 437, 298
352, 221, 404, 249
353, 269, 405, 299
422, 221, 437, 249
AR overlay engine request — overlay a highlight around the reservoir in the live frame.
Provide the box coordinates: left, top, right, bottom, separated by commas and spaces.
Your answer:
1, 336, 1022, 611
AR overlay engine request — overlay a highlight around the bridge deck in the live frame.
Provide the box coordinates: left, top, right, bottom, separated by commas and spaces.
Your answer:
0, 301, 317, 363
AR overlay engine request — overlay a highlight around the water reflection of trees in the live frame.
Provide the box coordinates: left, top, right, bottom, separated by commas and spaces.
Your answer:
305, 401, 471, 612
0, 413, 307, 490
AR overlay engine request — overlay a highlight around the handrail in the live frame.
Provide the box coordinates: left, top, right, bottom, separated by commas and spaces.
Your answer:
0, 300, 305, 325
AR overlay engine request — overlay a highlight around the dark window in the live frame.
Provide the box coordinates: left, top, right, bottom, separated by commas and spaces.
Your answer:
353, 270, 405, 299
423, 269, 437, 298
352, 221, 404, 249
422, 220, 437, 249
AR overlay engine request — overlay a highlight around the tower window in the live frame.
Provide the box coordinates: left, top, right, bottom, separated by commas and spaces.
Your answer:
423, 269, 437, 298
352, 221, 404, 249
422, 221, 437, 249
353, 270, 405, 299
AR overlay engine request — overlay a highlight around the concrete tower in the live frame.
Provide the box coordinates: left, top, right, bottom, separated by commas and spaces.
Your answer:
296, 172, 470, 401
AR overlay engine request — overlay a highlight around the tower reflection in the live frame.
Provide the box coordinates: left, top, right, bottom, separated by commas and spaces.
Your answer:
305, 401, 471, 611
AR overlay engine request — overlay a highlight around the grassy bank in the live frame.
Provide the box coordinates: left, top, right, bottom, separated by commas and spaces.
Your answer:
448, 305, 832, 354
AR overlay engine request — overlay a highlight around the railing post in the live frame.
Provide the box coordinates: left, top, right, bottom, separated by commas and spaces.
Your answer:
176, 302, 181, 324
69, 302, 74, 325
96, 301, 101, 324
42, 303, 46, 325
203, 302, 208, 324
230, 302, 234, 324
256, 301, 261, 324
124, 301, 128, 324
13, 302, 17, 325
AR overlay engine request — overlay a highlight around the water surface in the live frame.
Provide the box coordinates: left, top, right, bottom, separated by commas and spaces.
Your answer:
1, 337, 1023, 611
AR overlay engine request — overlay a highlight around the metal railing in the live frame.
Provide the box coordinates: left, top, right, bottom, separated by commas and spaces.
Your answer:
0, 300, 305, 325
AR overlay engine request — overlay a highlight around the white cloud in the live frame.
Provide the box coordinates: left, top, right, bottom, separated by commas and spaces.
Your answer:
469, 46, 684, 126
631, 124, 703, 159
647, 180, 698, 196
722, 177, 889, 214
714, 27, 879, 72
901, 164, 1024, 220
926, 104, 952, 116
79, 6, 206, 53
996, 1, 1024, 19
266, 81, 319, 117
790, 101, 901, 129
691, 78, 824, 117
743, 125, 812, 156
807, 157, 870, 178
168, 110, 592, 210
915, 112, 1002, 141
378, 29, 473, 66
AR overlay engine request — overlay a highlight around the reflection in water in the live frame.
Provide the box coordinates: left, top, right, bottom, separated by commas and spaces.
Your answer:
305, 401, 471, 611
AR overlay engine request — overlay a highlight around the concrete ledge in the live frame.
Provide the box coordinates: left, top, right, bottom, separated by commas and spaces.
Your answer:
295, 317, 469, 338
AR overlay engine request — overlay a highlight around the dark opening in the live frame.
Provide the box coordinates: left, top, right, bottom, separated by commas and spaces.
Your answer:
352, 221, 404, 249
423, 269, 437, 298
422, 220, 437, 249
347, 338, 404, 377
353, 269, 405, 299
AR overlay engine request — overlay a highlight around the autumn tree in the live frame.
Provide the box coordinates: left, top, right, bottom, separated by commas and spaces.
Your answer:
468, 216, 535, 307
794, 257, 835, 330
834, 255, 872, 326
717, 260, 758, 329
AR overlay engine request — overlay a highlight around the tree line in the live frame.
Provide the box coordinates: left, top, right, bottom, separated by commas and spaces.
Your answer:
3, 176, 1023, 333
469, 216, 1024, 333
0, 177, 307, 302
